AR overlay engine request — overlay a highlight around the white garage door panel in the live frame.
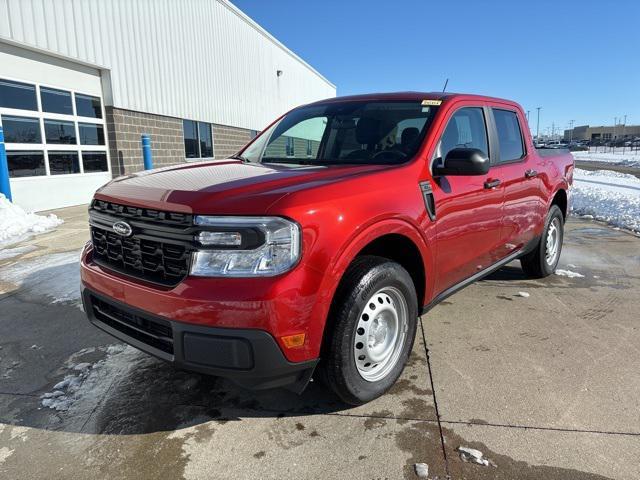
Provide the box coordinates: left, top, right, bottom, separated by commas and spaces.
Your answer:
1, 43, 110, 212
0, 43, 102, 95
11, 173, 111, 212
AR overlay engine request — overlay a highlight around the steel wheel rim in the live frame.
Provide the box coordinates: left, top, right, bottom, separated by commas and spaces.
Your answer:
545, 217, 561, 266
353, 286, 409, 382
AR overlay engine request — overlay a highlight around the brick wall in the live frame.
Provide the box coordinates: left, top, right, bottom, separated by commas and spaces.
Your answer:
106, 107, 185, 176
106, 107, 256, 176
212, 124, 254, 159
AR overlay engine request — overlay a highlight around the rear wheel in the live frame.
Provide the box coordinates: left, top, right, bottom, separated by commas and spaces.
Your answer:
520, 205, 564, 278
319, 256, 418, 405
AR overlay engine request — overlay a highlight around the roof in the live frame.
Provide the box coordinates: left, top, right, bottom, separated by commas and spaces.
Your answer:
307, 91, 517, 106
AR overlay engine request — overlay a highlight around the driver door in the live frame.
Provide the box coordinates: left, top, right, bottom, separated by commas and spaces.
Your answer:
430, 105, 505, 295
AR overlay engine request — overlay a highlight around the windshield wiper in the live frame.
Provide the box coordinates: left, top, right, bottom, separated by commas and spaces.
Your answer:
230, 154, 251, 163
261, 158, 316, 165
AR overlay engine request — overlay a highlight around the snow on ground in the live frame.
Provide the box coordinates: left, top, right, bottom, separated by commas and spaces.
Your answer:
41, 344, 139, 412
0, 194, 63, 246
555, 269, 585, 278
1, 249, 82, 307
572, 168, 640, 234
572, 148, 640, 168
0, 245, 38, 261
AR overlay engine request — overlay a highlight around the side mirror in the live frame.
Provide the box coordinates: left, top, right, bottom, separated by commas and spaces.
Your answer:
433, 148, 490, 176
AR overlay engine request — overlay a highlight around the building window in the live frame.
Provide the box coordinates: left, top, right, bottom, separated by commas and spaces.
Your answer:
78, 123, 105, 145
250, 130, 259, 139
75, 93, 102, 119
0, 78, 108, 178
48, 152, 80, 175
183, 119, 214, 159
82, 152, 109, 172
286, 136, 295, 156
0, 79, 38, 111
306, 139, 312, 156
44, 119, 77, 144
1, 115, 41, 143
7, 151, 46, 178
41, 87, 73, 115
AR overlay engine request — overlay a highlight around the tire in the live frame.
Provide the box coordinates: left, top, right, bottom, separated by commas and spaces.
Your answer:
318, 255, 418, 405
520, 205, 564, 278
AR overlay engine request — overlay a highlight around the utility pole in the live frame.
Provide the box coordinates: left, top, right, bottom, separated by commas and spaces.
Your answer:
622, 115, 627, 153
569, 119, 575, 143
536, 107, 541, 142
526, 110, 530, 124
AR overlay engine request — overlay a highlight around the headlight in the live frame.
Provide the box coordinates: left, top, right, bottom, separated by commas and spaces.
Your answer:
190, 216, 301, 277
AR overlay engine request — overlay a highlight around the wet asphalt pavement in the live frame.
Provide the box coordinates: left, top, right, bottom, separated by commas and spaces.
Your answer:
0, 207, 639, 479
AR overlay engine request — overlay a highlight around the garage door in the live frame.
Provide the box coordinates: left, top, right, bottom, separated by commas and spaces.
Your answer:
0, 43, 111, 212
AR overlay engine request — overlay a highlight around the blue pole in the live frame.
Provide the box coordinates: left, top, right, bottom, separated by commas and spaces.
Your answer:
141, 134, 153, 170
0, 126, 12, 202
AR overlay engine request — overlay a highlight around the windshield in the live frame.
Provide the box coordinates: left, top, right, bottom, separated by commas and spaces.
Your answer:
241, 101, 439, 166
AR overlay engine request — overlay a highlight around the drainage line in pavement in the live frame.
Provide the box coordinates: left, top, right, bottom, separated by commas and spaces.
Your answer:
440, 419, 640, 437
419, 317, 451, 479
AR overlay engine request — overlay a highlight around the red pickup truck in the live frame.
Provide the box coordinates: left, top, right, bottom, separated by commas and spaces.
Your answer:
80, 92, 574, 405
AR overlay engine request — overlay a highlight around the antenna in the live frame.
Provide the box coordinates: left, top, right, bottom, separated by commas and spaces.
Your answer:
442, 78, 449, 92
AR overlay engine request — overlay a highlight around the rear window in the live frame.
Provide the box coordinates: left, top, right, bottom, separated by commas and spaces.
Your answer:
493, 109, 524, 162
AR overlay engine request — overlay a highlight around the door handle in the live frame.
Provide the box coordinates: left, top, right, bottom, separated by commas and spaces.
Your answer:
484, 179, 501, 189
525, 169, 538, 178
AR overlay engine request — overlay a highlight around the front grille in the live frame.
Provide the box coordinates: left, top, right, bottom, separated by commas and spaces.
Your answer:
89, 200, 195, 287
91, 295, 174, 354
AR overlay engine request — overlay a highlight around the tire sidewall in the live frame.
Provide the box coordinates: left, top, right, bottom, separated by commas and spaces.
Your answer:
539, 205, 564, 275
335, 262, 418, 403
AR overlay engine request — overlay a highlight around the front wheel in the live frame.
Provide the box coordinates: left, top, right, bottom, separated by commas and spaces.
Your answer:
318, 256, 418, 405
520, 205, 564, 278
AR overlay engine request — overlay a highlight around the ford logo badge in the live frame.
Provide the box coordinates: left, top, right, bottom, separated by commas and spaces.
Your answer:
113, 221, 133, 237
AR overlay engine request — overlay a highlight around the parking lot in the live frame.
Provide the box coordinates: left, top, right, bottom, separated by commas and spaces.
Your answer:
1, 207, 638, 480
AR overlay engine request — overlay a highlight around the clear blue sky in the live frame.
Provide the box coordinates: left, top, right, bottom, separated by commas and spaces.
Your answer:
232, 0, 640, 135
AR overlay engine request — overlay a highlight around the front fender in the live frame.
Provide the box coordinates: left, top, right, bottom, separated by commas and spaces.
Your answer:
308, 218, 434, 344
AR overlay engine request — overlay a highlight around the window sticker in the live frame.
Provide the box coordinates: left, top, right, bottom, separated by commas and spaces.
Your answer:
421, 99, 442, 106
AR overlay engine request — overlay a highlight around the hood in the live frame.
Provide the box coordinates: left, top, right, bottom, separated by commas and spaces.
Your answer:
95, 159, 387, 215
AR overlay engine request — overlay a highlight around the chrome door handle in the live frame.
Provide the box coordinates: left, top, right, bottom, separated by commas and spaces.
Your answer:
525, 169, 538, 178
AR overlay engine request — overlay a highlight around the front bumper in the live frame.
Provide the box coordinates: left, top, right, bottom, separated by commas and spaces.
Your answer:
82, 288, 318, 392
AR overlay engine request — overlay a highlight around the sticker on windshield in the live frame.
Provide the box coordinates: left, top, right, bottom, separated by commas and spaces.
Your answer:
421, 99, 442, 106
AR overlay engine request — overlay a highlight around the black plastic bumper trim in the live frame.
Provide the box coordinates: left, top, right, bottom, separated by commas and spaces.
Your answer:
82, 288, 318, 392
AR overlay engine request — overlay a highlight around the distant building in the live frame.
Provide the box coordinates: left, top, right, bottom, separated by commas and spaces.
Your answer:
564, 124, 640, 141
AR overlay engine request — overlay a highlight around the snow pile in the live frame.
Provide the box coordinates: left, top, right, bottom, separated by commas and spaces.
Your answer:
457, 446, 496, 467
414, 463, 429, 478
572, 168, 640, 233
572, 150, 640, 168
0, 194, 63, 246
41, 344, 134, 412
1, 249, 82, 307
516, 291, 530, 298
555, 269, 585, 278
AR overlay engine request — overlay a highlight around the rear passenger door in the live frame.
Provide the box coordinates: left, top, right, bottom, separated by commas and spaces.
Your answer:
488, 107, 545, 256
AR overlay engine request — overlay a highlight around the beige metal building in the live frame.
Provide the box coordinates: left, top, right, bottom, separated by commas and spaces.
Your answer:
0, 0, 335, 211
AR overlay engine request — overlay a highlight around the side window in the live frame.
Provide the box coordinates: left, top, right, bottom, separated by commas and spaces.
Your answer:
493, 109, 524, 162
438, 107, 488, 161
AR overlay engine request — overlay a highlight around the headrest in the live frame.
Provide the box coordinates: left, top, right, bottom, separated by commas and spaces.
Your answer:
356, 117, 385, 145
401, 127, 420, 146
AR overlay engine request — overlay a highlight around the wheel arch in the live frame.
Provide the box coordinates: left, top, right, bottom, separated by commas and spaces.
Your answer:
550, 188, 568, 220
